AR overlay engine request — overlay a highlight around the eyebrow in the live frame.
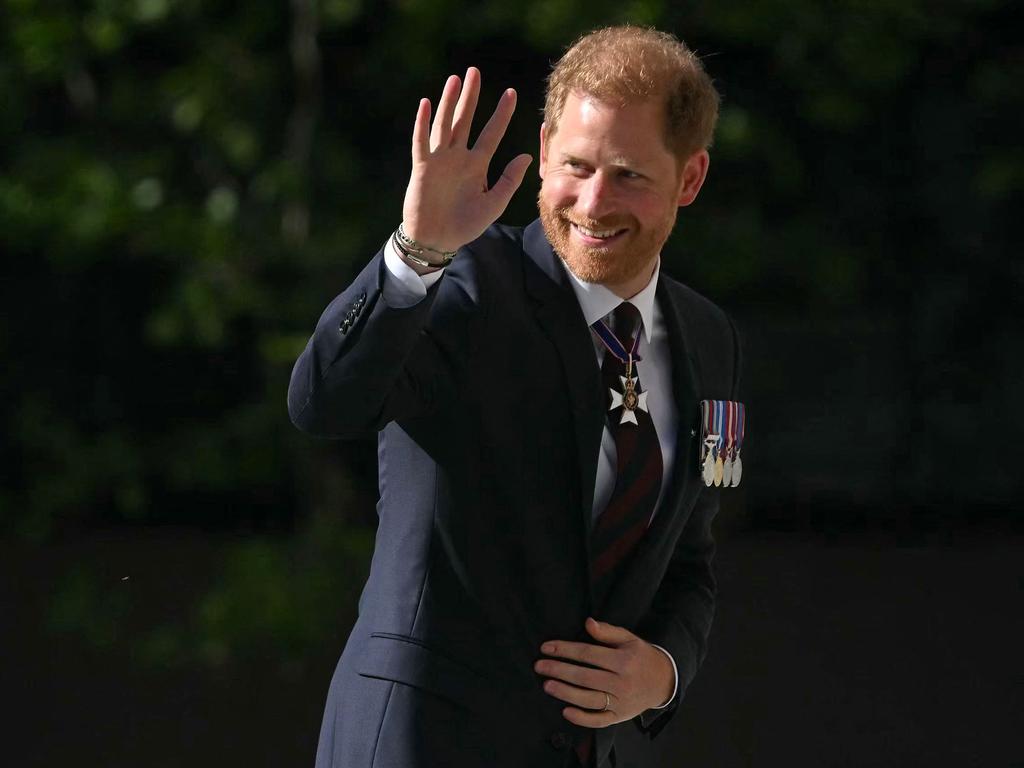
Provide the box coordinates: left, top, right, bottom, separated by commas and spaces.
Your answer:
558, 152, 637, 168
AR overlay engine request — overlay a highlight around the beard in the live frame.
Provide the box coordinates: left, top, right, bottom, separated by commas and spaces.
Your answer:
538, 190, 677, 289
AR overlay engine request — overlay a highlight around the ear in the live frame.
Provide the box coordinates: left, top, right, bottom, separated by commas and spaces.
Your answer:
538, 122, 548, 180
677, 150, 710, 207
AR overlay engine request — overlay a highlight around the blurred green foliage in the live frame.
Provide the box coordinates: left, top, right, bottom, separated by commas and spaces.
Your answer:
47, 504, 372, 671
3, 0, 1020, 664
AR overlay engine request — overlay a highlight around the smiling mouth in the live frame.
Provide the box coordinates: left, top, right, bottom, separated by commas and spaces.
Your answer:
569, 222, 628, 244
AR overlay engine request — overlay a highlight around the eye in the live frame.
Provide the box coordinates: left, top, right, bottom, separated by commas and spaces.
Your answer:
565, 159, 591, 176
619, 169, 642, 180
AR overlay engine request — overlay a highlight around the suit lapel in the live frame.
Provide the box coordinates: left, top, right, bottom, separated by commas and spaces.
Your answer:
656, 276, 703, 511
521, 220, 605, 552
599, 277, 703, 623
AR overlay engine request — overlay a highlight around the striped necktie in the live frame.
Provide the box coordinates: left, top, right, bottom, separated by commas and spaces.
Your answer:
576, 302, 664, 767
590, 301, 664, 607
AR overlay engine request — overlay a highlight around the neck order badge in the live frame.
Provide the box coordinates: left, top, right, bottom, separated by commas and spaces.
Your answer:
591, 312, 648, 426
700, 399, 746, 487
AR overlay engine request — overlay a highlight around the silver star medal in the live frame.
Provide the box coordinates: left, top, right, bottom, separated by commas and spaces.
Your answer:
609, 356, 649, 425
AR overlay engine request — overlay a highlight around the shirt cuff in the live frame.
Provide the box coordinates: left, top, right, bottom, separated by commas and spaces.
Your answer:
649, 643, 678, 709
382, 237, 446, 307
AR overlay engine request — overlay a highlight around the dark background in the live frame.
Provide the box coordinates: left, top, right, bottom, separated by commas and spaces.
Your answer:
2, 0, 1020, 765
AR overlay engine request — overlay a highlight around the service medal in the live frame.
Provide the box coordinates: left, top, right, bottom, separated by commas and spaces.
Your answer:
720, 402, 735, 488
730, 402, 745, 487
702, 448, 716, 487
700, 399, 747, 488
731, 453, 743, 487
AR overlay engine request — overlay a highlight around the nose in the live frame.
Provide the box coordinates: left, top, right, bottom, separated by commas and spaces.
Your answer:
576, 172, 616, 221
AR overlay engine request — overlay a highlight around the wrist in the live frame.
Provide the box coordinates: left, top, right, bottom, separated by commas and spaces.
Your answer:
649, 643, 678, 709
392, 224, 456, 270
399, 216, 465, 254
398, 250, 444, 276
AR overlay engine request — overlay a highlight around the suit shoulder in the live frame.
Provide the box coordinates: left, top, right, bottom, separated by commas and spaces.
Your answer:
462, 223, 526, 259
422, 224, 526, 318
660, 273, 733, 331
452, 223, 527, 279
660, 273, 743, 397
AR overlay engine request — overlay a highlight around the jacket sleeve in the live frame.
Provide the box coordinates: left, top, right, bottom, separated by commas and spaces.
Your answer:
287, 245, 485, 439
633, 488, 719, 737
634, 310, 744, 738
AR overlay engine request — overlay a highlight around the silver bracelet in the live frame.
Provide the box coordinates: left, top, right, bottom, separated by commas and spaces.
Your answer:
391, 229, 455, 268
396, 223, 457, 258
392, 224, 456, 267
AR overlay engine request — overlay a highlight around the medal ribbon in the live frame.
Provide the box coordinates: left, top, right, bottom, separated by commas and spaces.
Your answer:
714, 400, 724, 459
724, 400, 734, 458
591, 317, 643, 365
701, 400, 712, 465
736, 402, 745, 450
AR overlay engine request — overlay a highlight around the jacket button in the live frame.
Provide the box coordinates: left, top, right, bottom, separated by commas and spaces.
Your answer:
549, 732, 570, 750
340, 320, 350, 334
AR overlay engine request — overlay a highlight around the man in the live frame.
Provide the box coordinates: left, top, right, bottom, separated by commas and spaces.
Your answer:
289, 25, 741, 768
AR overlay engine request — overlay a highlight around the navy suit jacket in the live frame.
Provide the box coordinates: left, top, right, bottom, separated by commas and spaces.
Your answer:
288, 219, 741, 768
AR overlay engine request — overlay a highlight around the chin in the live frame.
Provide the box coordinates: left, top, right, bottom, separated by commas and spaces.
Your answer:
561, 242, 647, 287
538, 200, 667, 288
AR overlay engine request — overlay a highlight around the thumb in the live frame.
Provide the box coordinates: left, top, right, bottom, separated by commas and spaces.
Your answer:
585, 616, 636, 646
489, 153, 533, 207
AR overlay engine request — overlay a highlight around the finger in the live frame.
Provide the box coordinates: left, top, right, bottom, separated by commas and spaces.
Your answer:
472, 88, 517, 159
534, 659, 616, 692
430, 74, 462, 151
539, 639, 620, 673
584, 617, 637, 646
562, 706, 619, 729
450, 66, 481, 147
412, 98, 431, 163
542, 679, 613, 712
487, 153, 532, 209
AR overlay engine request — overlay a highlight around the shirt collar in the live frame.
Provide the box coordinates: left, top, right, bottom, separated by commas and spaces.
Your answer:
559, 256, 661, 344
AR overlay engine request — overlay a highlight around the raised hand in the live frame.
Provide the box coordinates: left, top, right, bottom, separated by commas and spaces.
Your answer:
401, 67, 533, 255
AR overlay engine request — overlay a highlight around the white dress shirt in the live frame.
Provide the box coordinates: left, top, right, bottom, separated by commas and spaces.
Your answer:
381, 238, 680, 708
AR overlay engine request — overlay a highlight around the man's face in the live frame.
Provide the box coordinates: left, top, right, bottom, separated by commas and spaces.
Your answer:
538, 92, 707, 295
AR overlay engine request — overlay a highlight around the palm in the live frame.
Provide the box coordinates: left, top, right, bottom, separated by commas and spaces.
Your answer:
401, 68, 533, 253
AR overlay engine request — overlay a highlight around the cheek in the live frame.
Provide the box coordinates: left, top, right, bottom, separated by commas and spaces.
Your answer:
633, 194, 676, 226
541, 177, 578, 208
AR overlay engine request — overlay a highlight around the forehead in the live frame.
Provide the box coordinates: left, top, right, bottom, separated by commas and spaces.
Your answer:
549, 92, 674, 162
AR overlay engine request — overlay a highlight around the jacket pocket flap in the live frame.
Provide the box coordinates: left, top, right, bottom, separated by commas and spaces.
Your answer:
356, 632, 489, 712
